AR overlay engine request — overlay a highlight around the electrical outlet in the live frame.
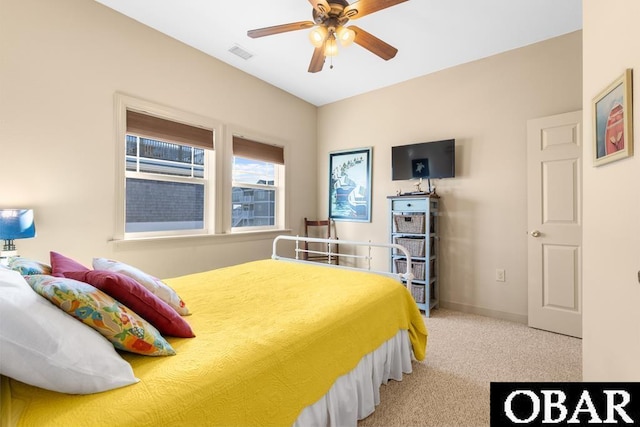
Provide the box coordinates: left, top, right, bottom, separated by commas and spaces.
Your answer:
496, 269, 506, 282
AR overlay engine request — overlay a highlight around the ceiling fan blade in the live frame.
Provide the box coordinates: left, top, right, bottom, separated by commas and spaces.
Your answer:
308, 0, 331, 17
350, 25, 398, 60
308, 46, 325, 73
342, 0, 409, 19
247, 21, 315, 38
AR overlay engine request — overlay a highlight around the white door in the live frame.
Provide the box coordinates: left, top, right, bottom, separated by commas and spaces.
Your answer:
527, 110, 582, 338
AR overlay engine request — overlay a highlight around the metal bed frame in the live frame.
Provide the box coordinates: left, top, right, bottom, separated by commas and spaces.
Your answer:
271, 235, 414, 289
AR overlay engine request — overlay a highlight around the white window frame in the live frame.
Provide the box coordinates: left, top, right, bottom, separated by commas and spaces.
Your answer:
230, 156, 284, 233
221, 127, 287, 235
114, 93, 221, 240
113, 94, 289, 242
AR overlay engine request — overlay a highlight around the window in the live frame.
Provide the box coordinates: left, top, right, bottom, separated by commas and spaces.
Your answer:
114, 94, 287, 240
125, 135, 206, 233
122, 108, 214, 238
231, 136, 284, 231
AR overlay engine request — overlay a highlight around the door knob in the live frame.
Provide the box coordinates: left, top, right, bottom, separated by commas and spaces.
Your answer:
530, 230, 541, 237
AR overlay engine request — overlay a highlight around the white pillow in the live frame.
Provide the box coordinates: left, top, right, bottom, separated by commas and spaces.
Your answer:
93, 257, 190, 315
0, 269, 139, 394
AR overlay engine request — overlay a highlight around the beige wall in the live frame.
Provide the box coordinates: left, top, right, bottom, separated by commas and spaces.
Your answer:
582, 1, 640, 380
0, 0, 317, 277
317, 32, 582, 322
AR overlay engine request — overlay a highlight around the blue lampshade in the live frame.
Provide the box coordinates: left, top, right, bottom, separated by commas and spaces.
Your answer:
0, 209, 36, 252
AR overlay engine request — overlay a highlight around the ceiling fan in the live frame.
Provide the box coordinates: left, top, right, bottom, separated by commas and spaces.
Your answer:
247, 0, 408, 73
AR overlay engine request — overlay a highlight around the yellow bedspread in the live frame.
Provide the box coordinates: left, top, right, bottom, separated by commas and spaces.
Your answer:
6, 260, 427, 427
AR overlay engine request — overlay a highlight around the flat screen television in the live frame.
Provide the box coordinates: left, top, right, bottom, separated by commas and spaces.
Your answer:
391, 139, 455, 181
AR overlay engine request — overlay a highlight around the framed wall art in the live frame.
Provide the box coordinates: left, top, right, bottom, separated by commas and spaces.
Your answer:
329, 147, 372, 222
593, 68, 633, 166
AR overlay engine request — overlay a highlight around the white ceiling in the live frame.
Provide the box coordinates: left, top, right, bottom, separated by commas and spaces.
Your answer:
94, 0, 582, 106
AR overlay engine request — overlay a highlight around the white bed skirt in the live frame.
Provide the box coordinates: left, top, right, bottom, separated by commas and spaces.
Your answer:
293, 329, 413, 427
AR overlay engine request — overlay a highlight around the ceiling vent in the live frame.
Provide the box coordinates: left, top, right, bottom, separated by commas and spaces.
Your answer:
229, 45, 254, 60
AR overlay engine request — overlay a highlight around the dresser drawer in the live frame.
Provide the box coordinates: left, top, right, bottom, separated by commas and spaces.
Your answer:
391, 198, 428, 211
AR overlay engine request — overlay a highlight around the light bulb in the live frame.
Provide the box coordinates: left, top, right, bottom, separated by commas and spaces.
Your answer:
324, 35, 338, 57
336, 26, 355, 46
308, 26, 328, 48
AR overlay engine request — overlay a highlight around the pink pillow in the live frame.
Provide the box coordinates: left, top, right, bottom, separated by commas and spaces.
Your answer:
51, 252, 194, 338
92, 257, 190, 316
50, 251, 89, 276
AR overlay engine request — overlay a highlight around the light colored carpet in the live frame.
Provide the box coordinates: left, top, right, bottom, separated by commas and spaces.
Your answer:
358, 308, 582, 427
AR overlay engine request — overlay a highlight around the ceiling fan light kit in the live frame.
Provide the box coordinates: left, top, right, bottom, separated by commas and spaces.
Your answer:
336, 26, 356, 46
324, 34, 339, 57
247, 0, 408, 73
309, 26, 328, 47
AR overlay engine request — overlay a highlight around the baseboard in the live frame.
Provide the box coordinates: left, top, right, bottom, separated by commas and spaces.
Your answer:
439, 300, 528, 325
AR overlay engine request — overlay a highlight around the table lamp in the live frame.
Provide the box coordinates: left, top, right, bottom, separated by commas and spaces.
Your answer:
0, 209, 36, 263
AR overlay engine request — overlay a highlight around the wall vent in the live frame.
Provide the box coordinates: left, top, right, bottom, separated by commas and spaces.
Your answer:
229, 45, 254, 60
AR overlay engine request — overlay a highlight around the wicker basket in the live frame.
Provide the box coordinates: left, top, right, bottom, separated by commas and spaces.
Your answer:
394, 214, 425, 233
395, 259, 426, 280
411, 284, 426, 303
394, 237, 425, 257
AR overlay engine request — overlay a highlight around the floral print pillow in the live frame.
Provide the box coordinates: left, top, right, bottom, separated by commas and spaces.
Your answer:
25, 275, 175, 357
8, 257, 52, 276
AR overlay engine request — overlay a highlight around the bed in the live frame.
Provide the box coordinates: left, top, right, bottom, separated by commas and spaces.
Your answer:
0, 236, 427, 427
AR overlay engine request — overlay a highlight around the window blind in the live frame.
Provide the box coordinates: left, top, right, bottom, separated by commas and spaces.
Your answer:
126, 110, 214, 150
233, 136, 284, 165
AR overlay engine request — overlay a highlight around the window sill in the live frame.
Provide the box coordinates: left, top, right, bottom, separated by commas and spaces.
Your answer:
109, 229, 292, 248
